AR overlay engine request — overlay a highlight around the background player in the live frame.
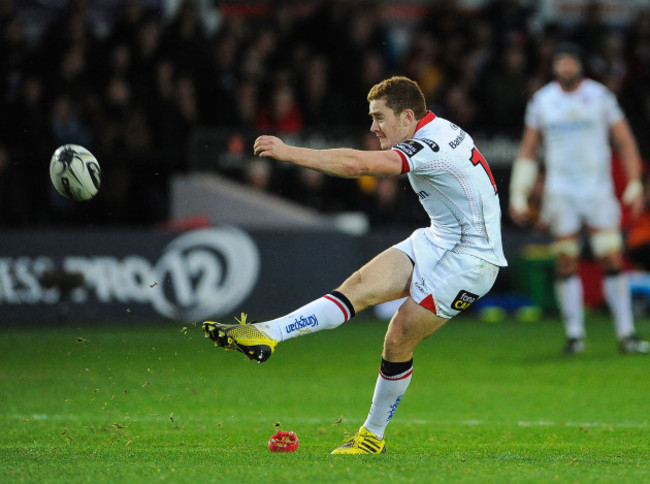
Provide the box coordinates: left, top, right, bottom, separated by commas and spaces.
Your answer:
509, 42, 649, 354
203, 76, 507, 454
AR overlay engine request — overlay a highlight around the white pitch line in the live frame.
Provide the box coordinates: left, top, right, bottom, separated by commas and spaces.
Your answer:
7, 414, 650, 430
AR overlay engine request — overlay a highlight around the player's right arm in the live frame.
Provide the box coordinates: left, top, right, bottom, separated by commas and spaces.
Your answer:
610, 118, 644, 218
253, 135, 403, 178
509, 127, 542, 226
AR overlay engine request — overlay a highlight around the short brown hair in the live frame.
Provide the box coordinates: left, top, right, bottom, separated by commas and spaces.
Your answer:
367, 76, 427, 120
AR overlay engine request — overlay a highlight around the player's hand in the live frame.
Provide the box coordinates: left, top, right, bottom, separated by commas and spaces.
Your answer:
254, 135, 288, 160
622, 179, 645, 220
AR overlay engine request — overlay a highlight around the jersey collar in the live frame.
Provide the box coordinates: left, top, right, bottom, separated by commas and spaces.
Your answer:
415, 111, 436, 133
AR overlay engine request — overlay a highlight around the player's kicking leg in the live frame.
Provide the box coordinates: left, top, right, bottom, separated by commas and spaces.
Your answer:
202, 290, 356, 363
203, 248, 413, 364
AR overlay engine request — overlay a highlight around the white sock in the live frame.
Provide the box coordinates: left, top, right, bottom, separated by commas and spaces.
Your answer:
554, 275, 585, 339
256, 291, 355, 342
603, 272, 635, 339
362, 361, 413, 439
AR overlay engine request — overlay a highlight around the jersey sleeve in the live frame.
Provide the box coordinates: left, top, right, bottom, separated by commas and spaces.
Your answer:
524, 95, 540, 129
602, 88, 625, 126
392, 138, 440, 174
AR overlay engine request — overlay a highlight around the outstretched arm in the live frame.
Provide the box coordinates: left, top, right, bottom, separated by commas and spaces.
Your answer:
253, 135, 403, 178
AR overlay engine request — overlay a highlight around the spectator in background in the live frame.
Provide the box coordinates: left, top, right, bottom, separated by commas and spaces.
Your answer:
439, 84, 478, 132
161, 0, 207, 74
163, 0, 223, 38
108, 1, 143, 48
0, 11, 29, 102
244, 158, 273, 192
200, 33, 239, 125
401, 31, 445, 104
2, 73, 53, 225
147, 58, 188, 157
240, 26, 277, 86
50, 93, 93, 149
298, 55, 345, 127
0, 142, 33, 225
130, 11, 164, 103
3, 75, 51, 162
362, 177, 408, 227
481, 44, 529, 136
589, 32, 628, 93
174, 74, 200, 136
256, 82, 303, 134
232, 77, 259, 129
292, 167, 329, 212
48, 44, 91, 105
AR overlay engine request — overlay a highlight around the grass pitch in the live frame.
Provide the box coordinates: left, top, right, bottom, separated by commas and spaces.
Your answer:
1, 313, 649, 483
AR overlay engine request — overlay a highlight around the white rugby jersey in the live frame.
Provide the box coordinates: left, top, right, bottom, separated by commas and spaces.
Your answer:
392, 112, 507, 267
525, 78, 624, 196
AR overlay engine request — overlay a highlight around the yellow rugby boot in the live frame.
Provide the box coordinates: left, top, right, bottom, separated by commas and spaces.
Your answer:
331, 426, 386, 454
202, 313, 277, 363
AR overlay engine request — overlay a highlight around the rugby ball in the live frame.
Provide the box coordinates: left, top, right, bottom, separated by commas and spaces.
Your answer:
50, 144, 101, 201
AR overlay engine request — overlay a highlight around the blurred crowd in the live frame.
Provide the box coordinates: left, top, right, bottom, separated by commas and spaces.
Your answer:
1, 0, 649, 228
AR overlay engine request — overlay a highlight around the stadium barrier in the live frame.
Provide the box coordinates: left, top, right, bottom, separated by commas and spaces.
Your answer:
0, 226, 411, 324
1, 225, 572, 324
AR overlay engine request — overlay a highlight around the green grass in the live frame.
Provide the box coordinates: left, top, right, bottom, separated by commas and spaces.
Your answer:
1, 313, 649, 483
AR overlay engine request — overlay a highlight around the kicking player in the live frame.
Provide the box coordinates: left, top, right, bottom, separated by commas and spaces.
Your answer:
509, 42, 649, 354
203, 76, 508, 454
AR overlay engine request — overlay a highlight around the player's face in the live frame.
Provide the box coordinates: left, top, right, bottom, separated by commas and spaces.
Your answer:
553, 54, 582, 90
368, 99, 410, 150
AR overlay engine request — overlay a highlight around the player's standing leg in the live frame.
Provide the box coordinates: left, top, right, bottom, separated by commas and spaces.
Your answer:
594, 233, 650, 354
331, 297, 447, 454
553, 237, 586, 354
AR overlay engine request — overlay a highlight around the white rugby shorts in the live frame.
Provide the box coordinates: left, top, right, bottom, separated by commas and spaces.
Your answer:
393, 228, 500, 319
541, 190, 621, 237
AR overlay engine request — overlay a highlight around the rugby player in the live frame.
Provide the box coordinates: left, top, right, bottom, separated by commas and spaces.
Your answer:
204, 76, 508, 453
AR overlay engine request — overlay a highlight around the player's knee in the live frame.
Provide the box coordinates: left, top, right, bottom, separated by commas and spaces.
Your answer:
552, 239, 579, 278
552, 239, 580, 258
590, 231, 623, 259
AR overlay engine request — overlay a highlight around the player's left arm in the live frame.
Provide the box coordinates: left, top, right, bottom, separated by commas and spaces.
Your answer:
610, 118, 644, 216
253, 135, 403, 178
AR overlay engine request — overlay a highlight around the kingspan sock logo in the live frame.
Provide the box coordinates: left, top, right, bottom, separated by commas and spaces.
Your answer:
387, 395, 403, 422
285, 314, 319, 334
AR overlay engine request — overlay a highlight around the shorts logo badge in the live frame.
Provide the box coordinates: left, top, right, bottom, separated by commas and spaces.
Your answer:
452, 290, 479, 311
